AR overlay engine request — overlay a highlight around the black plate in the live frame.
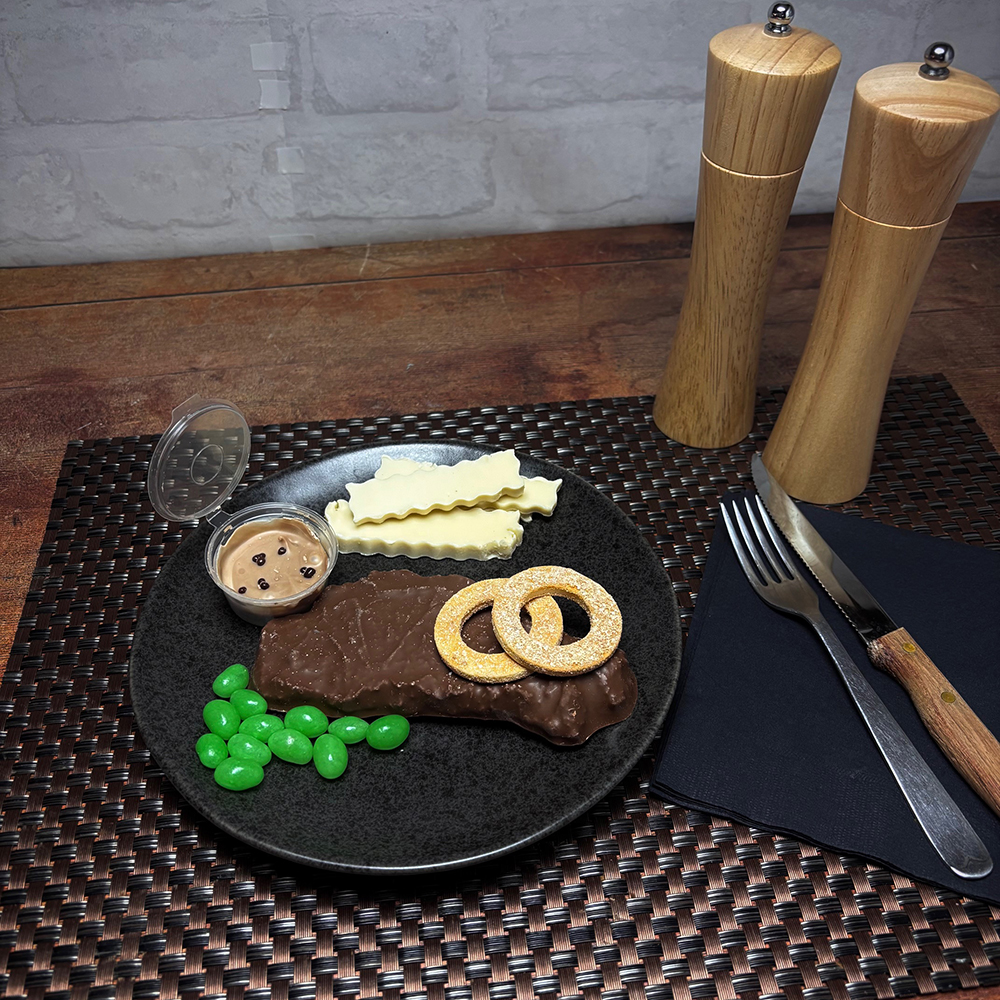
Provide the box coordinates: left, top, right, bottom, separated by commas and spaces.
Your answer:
130, 442, 681, 874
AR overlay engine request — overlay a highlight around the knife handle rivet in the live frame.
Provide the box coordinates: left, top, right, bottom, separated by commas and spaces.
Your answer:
902, 641, 917, 653
941, 691, 957, 704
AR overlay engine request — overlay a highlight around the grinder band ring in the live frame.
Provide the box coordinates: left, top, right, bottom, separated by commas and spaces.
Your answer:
492, 566, 622, 676
434, 579, 564, 683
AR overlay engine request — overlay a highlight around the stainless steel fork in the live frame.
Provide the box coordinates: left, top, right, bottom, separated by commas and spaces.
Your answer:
722, 495, 992, 880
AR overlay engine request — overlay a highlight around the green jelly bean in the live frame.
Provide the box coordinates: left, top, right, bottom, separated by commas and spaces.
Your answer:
366, 715, 410, 751
212, 663, 250, 698
196, 733, 228, 769
230, 688, 268, 720
240, 714, 283, 741
214, 758, 264, 791
203, 699, 240, 739
268, 728, 314, 765
313, 734, 349, 780
284, 705, 328, 738
328, 716, 368, 744
227, 734, 272, 766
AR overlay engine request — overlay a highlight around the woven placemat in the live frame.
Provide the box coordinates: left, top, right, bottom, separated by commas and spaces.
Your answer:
3, 374, 1000, 1000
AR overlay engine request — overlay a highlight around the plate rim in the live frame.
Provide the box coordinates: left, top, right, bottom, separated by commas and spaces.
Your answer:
130, 439, 682, 874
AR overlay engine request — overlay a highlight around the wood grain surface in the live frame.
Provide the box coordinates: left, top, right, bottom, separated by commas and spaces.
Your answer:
653, 155, 801, 447
704, 21, 840, 174
870, 627, 1000, 821
763, 203, 950, 502
1, 203, 999, 681
839, 64, 1000, 227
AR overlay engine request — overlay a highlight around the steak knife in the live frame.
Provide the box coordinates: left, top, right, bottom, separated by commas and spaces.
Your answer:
752, 453, 1000, 818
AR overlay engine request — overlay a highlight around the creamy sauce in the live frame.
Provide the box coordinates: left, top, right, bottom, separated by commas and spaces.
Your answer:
217, 516, 327, 599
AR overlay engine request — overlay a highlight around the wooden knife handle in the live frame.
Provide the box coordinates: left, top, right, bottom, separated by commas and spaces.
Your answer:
869, 627, 1000, 817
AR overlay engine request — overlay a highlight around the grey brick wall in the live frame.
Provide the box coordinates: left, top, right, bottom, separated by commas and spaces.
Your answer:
1, 0, 997, 266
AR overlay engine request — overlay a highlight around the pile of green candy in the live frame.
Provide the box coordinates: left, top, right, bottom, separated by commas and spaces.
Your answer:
196, 663, 410, 790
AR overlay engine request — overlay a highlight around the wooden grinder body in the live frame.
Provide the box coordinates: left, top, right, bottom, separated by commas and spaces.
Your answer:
653, 20, 840, 448
764, 62, 1000, 502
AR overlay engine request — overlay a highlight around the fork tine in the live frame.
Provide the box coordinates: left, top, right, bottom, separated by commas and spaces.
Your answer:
753, 496, 800, 577
727, 499, 778, 584
721, 503, 769, 588
742, 496, 793, 581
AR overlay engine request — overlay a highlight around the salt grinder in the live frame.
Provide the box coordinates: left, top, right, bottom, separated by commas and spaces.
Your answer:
653, 4, 840, 448
764, 44, 1000, 503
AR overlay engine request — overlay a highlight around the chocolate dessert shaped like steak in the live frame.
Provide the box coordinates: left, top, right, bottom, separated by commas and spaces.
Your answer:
253, 570, 637, 746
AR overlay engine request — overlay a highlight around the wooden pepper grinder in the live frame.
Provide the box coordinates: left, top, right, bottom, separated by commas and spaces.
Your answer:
763, 44, 1000, 502
653, 3, 840, 448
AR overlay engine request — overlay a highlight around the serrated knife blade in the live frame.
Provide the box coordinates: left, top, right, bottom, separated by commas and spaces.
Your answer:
751, 452, 1000, 819
752, 454, 896, 642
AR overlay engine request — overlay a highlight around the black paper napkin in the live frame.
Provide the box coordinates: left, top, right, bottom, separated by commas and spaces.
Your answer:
652, 496, 1000, 902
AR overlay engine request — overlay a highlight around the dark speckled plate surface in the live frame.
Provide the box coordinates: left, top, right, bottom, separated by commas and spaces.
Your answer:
130, 442, 681, 874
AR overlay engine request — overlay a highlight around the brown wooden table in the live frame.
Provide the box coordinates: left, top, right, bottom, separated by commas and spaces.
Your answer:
1, 202, 998, 670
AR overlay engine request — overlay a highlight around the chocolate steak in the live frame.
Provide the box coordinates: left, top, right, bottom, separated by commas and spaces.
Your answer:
253, 569, 637, 745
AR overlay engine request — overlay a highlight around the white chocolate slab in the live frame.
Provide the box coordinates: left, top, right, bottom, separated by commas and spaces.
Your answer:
325, 501, 523, 560
373, 457, 561, 520
488, 476, 562, 517
347, 449, 523, 524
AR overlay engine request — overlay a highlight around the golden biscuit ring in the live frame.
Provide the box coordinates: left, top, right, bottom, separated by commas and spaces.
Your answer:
434, 579, 564, 683
492, 566, 622, 676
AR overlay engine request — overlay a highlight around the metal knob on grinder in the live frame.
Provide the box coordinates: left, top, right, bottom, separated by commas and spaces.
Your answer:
653, 4, 841, 449
764, 2, 794, 36
920, 41, 954, 79
763, 43, 1000, 503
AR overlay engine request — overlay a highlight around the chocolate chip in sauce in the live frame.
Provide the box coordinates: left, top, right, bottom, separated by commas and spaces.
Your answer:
258, 578, 270, 590
300, 566, 316, 579
217, 516, 329, 601
238, 586, 247, 594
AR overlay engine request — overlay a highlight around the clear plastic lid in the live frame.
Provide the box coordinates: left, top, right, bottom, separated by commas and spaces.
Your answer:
147, 395, 252, 521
